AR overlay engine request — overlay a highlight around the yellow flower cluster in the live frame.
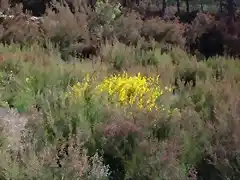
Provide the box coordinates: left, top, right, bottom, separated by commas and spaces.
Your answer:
95, 72, 172, 111
66, 72, 174, 112
66, 74, 91, 102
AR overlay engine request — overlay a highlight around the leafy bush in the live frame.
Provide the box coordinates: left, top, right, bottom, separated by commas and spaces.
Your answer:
1, 1, 240, 179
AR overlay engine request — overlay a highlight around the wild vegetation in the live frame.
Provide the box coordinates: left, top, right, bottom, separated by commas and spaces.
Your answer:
0, 0, 240, 180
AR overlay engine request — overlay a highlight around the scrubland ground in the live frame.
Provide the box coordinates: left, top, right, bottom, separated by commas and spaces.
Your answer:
0, 1, 240, 180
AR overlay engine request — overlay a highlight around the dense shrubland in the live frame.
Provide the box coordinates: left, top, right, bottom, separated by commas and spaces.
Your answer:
0, 0, 240, 180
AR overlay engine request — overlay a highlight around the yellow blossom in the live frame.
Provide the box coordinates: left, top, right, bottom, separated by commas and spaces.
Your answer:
95, 72, 166, 111
66, 72, 176, 113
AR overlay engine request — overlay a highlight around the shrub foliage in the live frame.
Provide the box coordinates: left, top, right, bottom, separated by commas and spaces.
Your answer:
0, 0, 240, 180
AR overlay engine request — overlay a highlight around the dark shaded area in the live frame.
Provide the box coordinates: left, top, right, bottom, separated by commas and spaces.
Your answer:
195, 154, 223, 180
174, 71, 196, 94
190, 26, 225, 59
176, 10, 199, 24
8, 0, 96, 16
103, 153, 126, 180
22, 0, 47, 17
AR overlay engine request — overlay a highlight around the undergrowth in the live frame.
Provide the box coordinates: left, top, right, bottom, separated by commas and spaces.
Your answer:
0, 42, 239, 180
0, 1, 239, 179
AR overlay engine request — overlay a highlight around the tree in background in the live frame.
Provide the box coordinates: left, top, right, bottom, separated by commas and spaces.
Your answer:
162, 0, 167, 16
227, 0, 236, 21
215, 0, 236, 21
176, 0, 180, 13
185, 0, 190, 12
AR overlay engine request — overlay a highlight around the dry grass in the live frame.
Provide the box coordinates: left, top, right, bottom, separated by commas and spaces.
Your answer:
0, 1, 239, 180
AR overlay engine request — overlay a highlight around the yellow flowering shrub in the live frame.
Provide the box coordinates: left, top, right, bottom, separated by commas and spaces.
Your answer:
66, 72, 174, 112
65, 74, 91, 103
95, 72, 172, 111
